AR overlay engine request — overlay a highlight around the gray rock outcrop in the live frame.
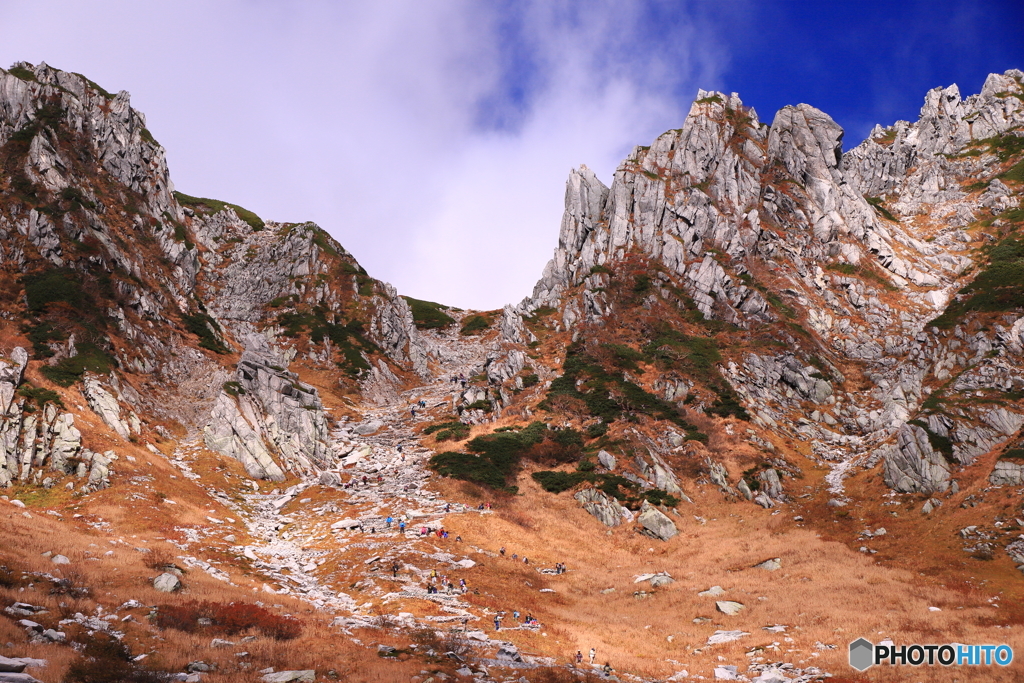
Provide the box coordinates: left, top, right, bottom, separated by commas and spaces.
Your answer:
574, 488, 633, 527
153, 572, 182, 592
637, 501, 678, 540
880, 424, 951, 494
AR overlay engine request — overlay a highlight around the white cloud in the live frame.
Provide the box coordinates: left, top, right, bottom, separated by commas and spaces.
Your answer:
0, 0, 728, 309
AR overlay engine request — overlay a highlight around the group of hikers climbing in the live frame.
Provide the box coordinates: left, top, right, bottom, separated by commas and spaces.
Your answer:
574, 648, 613, 675
492, 610, 539, 631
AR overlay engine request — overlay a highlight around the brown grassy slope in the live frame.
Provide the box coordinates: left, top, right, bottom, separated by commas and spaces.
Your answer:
427, 465, 1024, 682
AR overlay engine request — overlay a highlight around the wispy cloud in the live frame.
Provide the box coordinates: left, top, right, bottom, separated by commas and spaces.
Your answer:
0, 0, 729, 308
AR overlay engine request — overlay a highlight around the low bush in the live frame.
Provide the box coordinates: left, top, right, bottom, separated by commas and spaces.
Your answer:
154, 600, 301, 640
39, 342, 113, 386
18, 385, 63, 408
402, 296, 455, 329
460, 314, 492, 335
424, 421, 470, 441
182, 312, 231, 354
64, 633, 164, 683
532, 470, 586, 493
173, 191, 265, 231
24, 268, 82, 312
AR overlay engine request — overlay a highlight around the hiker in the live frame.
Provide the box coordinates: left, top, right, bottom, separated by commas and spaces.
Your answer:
419, 399, 426, 408
499, 546, 506, 557
512, 553, 518, 561
411, 408, 416, 418
589, 648, 596, 664
430, 569, 437, 579
386, 516, 393, 528
399, 520, 406, 533
575, 651, 583, 665
459, 578, 467, 592
513, 610, 520, 622
602, 663, 612, 677
445, 503, 451, 513
523, 556, 529, 565
493, 615, 501, 631
392, 562, 400, 578
455, 535, 462, 542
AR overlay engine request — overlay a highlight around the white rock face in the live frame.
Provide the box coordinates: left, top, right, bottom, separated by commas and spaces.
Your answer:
82, 374, 132, 439
526, 70, 1024, 499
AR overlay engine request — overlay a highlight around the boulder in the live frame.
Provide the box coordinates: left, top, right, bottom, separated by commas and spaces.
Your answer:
0, 673, 42, 683
50, 555, 69, 565
714, 665, 739, 680
716, 601, 744, 615
261, 672, 315, 683
597, 450, 616, 470
318, 471, 341, 487
495, 645, 523, 662
153, 573, 182, 593
649, 574, 675, 588
637, 501, 678, 540
753, 558, 781, 571
353, 420, 384, 436
990, 460, 1024, 486
0, 658, 26, 674
707, 630, 749, 645
751, 669, 791, 683
698, 586, 725, 597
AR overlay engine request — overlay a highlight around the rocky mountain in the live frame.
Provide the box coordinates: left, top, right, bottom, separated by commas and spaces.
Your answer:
1, 60, 1023, 682
0, 61, 437, 487
514, 69, 1024, 510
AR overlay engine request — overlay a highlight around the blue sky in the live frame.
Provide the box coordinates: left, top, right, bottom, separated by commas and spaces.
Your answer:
1, 1, 1022, 309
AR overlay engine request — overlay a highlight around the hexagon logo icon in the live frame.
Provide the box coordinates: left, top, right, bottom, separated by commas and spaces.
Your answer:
849, 638, 874, 671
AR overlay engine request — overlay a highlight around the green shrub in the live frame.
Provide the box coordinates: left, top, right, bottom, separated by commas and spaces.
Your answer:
24, 269, 82, 312
24, 321, 65, 359
1004, 160, 1024, 183
532, 470, 586, 493
696, 94, 723, 104
182, 312, 231, 354
402, 296, 455, 329
1002, 448, 1024, 460
521, 373, 539, 387
460, 314, 492, 336
7, 66, 36, 82
464, 399, 492, 412
930, 232, 1024, 328
429, 421, 547, 490
223, 381, 245, 397
39, 342, 112, 386
277, 308, 377, 376
865, 196, 898, 222
586, 422, 608, 439
18, 385, 63, 408
173, 191, 265, 231
424, 421, 469, 441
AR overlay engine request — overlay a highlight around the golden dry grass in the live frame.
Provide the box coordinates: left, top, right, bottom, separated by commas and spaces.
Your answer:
425, 467, 1024, 682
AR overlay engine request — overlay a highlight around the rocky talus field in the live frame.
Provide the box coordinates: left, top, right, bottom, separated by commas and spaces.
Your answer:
1, 61, 1024, 682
